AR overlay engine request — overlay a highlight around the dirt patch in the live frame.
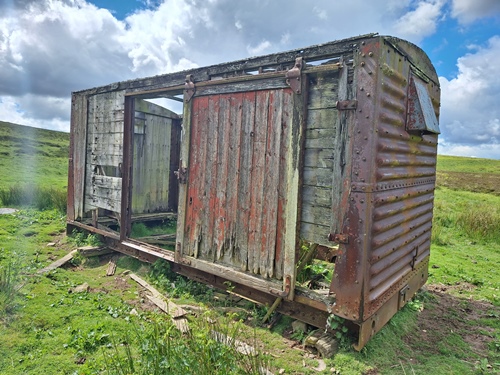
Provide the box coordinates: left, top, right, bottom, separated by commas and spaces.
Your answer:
0, 208, 18, 215
437, 171, 500, 195
405, 284, 498, 359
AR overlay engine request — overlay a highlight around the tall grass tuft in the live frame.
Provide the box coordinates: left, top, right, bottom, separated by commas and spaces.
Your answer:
0, 184, 66, 213
0, 263, 19, 317
456, 203, 500, 243
104, 314, 269, 375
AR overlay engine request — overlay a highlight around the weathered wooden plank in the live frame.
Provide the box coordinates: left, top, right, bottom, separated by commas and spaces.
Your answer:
68, 93, 88, 221
85, 91, 125, 215
307, 71, 339, 110
261, 89, 282, 277
249, 90, 268, 274
303, 148, 335, 169
106, 256, 118, 276
200, 95, 220, 261
235, 91, 255, 270
78, 246, 115, 257
330, 58, 355, 236
175, 92, 192, 261
214, 95, 231, 261
132, 105, 174, 214
221, 93, 243, 266
301, 185, 332, 208
303, 166, 333, 188
130, 272, 189, 332
301, 205, 332, 227
185, 95, 207, 258
87, 175, 122, 212
91, 156, 122, 169
37, 250, 78, 274
300, 222, 331, 247
146, 295, 190, 333
92, 34, 365, 96
195, 76, 288, 96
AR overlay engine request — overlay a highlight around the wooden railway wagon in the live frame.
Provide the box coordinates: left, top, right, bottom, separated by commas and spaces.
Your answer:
67, 33, 440, 349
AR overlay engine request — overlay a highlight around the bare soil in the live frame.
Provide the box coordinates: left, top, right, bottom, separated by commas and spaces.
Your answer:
405, 283, 498, 360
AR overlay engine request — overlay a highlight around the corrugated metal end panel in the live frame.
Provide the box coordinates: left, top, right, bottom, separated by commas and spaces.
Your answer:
183, 88, 295, 280
363, 42, 439, 319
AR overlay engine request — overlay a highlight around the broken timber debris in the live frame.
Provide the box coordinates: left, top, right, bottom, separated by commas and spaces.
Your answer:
36, 249, 78, 274
129, 273, 189, 332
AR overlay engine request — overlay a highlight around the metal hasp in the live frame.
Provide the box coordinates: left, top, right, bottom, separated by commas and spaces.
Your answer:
66, 33, 440, 352
286, 57, 303, 94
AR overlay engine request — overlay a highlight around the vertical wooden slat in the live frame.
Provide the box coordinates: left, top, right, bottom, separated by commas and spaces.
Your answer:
222, 93, 244, 266
67, 93, 88, 221
274, 91, 292, 280
200, 96, 220, 261
260, 90, 282, 277
175, 95, 193, 261
236, 91, 256, 270
249, 91, 269, 274
121, 96, 135, 240
215, 96, 231, 260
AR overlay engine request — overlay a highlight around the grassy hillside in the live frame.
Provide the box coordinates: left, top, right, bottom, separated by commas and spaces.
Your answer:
437, 155, 500, 195
0, 121, 69, 191
0, 122, 499, 374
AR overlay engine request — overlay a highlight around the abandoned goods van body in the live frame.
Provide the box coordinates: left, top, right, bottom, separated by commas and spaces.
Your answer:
67, 33, 440, 349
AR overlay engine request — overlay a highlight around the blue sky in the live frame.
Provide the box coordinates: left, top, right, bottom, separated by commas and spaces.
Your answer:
1, 0, 500, 159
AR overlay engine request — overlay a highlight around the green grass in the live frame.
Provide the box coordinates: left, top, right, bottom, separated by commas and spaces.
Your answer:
0, 121, 68, 210
1, 122, 499, 374
0, 121, 69, 190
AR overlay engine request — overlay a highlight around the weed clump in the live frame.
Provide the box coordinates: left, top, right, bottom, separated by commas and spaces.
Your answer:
104, 315, 268, 375
0, 184, 66, 212
456, 203, 500, 243
0, 262, 20, 317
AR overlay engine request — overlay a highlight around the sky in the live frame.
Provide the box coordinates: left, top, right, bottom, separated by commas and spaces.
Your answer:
0, 0, 500, 159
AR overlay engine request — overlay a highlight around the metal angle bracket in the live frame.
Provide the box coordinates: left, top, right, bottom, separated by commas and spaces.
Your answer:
184, 74, 196, 102
286, 57, 304, 94
329, 233, 349, 244
336, 100, 358, 110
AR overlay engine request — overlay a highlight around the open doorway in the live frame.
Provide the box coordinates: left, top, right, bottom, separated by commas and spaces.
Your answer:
128, 95, 183, 250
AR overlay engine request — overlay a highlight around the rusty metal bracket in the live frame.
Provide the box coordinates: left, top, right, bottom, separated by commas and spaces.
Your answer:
336, 100, 358, 110
329, 233, 349, 244
174, 165, 188, 184
286, 57, 303, 94
184, 74, 195, 102
269, 275, 292, 298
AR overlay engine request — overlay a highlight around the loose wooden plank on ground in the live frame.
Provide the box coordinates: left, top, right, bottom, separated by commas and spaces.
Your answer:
146, 295, 189, 333
129, 273, 189, 332
36, 250, 78, 274
77, 246, 115, 257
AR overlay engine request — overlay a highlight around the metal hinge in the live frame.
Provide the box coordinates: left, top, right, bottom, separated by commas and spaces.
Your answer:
286, 57, 304, 94
328, 233, 349, 244
336, 100, 358, 110
184, 74, 195, 102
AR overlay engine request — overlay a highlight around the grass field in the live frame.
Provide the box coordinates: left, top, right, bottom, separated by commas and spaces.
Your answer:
0, 123, 499, 374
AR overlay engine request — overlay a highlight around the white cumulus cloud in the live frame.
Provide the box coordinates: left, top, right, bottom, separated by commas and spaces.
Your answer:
451, 0, 500, 24
439, 36, 500, 158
